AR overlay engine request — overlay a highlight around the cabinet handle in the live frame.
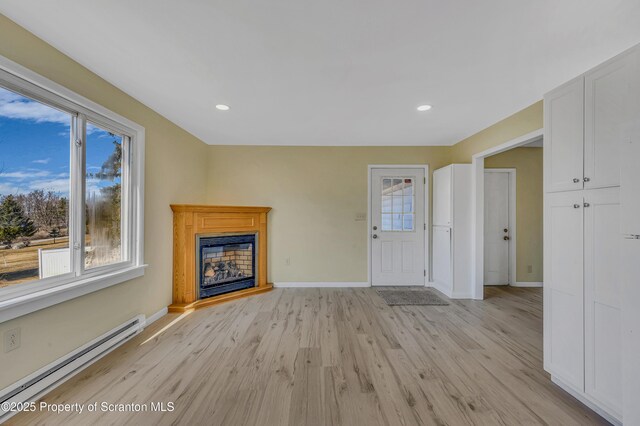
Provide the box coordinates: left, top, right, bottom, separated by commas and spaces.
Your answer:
583, 177, 590, 182
584, 202, 590, 208
573, 178, 580, 183
573, 204, 581, 209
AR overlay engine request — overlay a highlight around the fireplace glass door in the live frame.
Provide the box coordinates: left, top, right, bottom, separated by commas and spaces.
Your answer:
198, 234, 256, 298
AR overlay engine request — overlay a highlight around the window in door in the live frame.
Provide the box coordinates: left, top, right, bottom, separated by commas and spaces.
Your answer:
381, 177, 414, 231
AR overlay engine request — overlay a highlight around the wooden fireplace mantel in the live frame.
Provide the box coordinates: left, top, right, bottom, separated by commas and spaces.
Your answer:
169, 205, 272, 313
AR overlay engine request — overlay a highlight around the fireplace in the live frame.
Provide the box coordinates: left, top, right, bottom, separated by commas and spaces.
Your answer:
197, 233, 256, 298
170, 205, 271, 313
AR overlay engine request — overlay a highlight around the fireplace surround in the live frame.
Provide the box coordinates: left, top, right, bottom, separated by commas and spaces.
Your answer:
170, 205, 272, 312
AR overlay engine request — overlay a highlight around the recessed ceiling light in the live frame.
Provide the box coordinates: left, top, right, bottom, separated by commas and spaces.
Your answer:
417, 104, 432, 112
216, 104, 230, 111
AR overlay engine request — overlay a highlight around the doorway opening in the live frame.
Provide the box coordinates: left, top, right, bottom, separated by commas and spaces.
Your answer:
471, 129, 543, 299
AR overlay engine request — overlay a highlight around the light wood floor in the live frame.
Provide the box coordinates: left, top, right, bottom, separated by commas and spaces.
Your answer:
11, 287, 608, 425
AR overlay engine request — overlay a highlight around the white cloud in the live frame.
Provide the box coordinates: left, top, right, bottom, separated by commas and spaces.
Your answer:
32, 158, 51, 164
0, 87, 71, 126
0, 170, 51, 179
27, 178, 71, 194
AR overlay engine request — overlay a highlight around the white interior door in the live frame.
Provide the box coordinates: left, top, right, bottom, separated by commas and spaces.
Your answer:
371, 168, 425, 286
484, 171, 511, 285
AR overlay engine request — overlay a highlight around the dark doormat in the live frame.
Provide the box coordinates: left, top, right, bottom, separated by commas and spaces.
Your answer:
376, 288, 449, 306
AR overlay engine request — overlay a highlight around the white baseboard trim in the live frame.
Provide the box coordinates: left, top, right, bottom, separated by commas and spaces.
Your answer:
512, 281, 543, 288
428, 281, 453, 298
274, 282, 370, 288
551, 376, 621, 425
145, 307, 168, 326
451, 292, 473, 299
0, 315, 145, 422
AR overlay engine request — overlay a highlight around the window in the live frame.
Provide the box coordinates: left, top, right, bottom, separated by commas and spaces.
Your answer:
0, 57, 144, 321
381, 177, 414, 231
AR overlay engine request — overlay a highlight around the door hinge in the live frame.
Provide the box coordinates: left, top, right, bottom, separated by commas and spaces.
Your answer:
424, 177, 426, 184
424, 270, 427, 277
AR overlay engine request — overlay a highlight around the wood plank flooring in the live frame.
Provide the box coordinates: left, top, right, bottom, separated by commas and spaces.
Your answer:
10, 287, 608, 425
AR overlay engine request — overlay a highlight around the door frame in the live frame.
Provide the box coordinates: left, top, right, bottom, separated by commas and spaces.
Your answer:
484, 168, 517, 286
367, 165, 429, 286
471, 129, 543, 299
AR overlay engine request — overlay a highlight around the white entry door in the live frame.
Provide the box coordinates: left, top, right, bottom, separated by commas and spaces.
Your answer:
484, 171, 511, 285
371, 168, 426, 286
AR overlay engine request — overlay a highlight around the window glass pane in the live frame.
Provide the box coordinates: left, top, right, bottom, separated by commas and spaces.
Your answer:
382, 178, 391, 192
403, 179, 413, 195
403, 214, 414, 231
392, 196, 402, 212
403, 196, 413, 213
85, 123, 123, 269
381, 214, 392, 231
0, 87, 72, 287
382, 196, 392, 213
392, 213, 402, 231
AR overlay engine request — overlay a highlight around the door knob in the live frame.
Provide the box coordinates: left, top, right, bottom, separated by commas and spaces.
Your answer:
504, 236, 510, 241
372, 234, 378, 239
503, 228, 508, 233
372, 226, 378, 230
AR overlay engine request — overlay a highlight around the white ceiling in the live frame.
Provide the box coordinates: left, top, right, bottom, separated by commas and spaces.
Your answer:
1, 1, 640, 146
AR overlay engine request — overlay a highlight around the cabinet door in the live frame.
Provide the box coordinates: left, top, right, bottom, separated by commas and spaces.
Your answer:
584, 187, 622, 417
544, 76, 585, 192
621, 238, 640, 426
432, 226, 451, 291
433, 167, 452, 226
584, 51, 635, 189
544, 191, 584, 389
620, 48, 640, 236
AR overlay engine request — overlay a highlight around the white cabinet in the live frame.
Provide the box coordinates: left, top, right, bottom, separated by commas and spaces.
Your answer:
544, 45, 639, 425
585, 50, 636, 190
545, 49, 636, 194
544, 76, 584, 193
621, 44, 640, 426
431, 164, 472, 298
584, 188, 622, 418
544, 191, 584, 390
433, 166, 452, 226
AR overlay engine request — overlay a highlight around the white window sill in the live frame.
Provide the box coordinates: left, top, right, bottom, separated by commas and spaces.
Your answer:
0, 265, 147, 323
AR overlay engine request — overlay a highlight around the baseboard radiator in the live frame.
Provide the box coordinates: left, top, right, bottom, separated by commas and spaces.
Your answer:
0, 314, 145, 422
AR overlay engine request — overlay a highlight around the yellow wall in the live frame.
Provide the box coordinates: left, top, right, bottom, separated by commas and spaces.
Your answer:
207, 146, 451, 282
485, 148, 543, 282
451, 101, 543, 163
0, 15, 209, 388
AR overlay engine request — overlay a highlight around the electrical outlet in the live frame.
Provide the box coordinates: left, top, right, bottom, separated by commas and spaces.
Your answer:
285, 257, 291, 266
4, 328, 20, 353
527, 265, 533, 273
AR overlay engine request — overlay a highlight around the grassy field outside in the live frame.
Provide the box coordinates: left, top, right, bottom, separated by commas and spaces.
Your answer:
0, 237, 70, 287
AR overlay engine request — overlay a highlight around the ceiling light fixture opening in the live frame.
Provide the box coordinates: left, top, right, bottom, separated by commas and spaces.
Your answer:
417, 104, 432, 112
216, 104, 230, 111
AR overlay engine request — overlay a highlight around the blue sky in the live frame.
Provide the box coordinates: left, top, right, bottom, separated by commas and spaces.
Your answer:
0, 87, 120, 198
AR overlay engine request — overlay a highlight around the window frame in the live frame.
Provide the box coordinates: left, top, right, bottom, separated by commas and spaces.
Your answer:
0, 55, 145, 323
